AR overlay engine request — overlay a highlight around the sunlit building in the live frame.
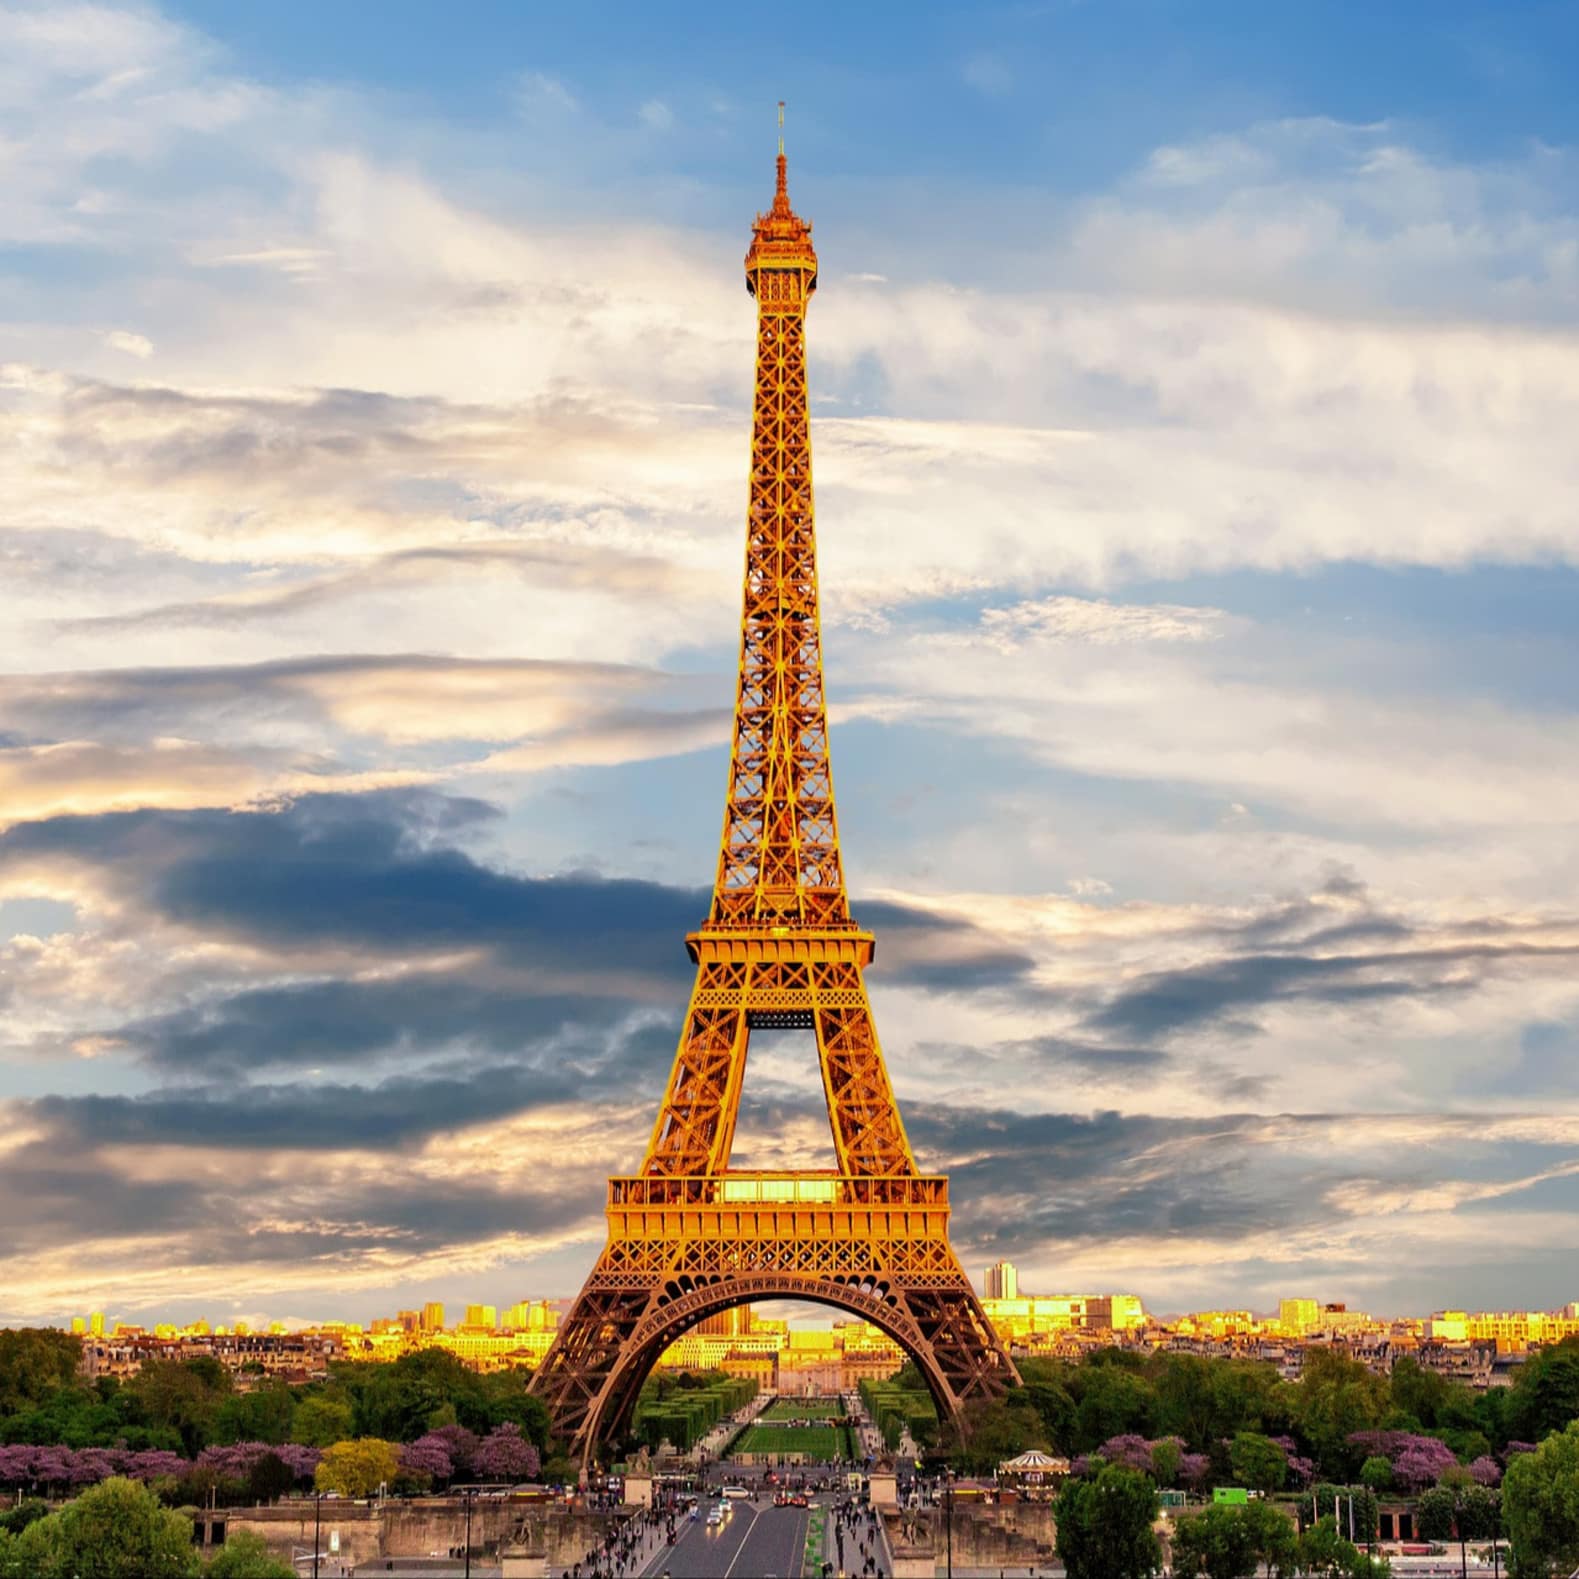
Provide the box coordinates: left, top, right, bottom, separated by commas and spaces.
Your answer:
983, 1261, 1018, 1300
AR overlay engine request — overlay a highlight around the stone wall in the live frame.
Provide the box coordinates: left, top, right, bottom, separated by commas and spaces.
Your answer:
882, 1503, 1059, 1571
221, 1499, 617, 1571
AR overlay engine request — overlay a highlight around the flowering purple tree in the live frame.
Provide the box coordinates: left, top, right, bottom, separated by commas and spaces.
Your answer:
125, 1449, 188, 1482
1178, 1453, 1211, 1492
1096, 1435, 1155, 1474
428, 1424, 480, 1477
401, 1435, 455, 1484
1392, 1438, 1459, 1492
1468, 1455, 1502, 1486
272, 1444, 322, 1482
472, 1423, 540, 1483
1502, 1441, 1536, 1461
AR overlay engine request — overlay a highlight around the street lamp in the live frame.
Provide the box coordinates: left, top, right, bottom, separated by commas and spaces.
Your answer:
311, 1490, 322, 1579
463, 1485, 475, 1579
945, 1467, 955, 1579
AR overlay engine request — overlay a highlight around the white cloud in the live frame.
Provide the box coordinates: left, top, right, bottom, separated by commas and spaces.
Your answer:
103, 329, 153, 357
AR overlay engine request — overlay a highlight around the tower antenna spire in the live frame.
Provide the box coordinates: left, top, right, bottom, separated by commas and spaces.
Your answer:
777, 99, 785, 157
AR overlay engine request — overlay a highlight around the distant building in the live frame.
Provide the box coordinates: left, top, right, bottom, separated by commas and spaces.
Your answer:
983, 1261, 1018, 1300
462, 1304, 497, 1330
1279, 1298, 1319, 1335
695, 1307, 750, 1338
420, 1302, 445, 1331
89, 1312, 105, 1336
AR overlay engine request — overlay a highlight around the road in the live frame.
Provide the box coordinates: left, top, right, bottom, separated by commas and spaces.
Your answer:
641, 1499, 809, 1578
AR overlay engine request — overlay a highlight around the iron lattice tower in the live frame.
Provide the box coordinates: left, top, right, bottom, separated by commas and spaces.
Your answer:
529, 132, 1017, 1471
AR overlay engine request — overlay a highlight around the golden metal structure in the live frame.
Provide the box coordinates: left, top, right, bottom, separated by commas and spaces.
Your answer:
529, 131, 1017, 1471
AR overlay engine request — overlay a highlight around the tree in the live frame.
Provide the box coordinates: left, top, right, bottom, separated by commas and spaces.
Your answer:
1359, 1455, 1392, 1492
214, 1386, 294, 1447
1073, 1366, 1156, 1452
472, 1422, 540, 1482
1296, 1351, 1388, 1482
127, 1359, 232, 1456
1170, 1505, 1259, 1579
946, 1394, 1051, 1474
245, 1450, 297, 1505
205, 1529, 296, 1578
1228, 1430, 1288, 1493
291, 1395, 354, 1448
1502, 1421, 1579, 1579
0, 1331, 83, 1417
1415, 1486, 1456, 1541
314, 1438, 401, 1498
1297, 1515, 1385, 1579
1509, 1336, 1579, 1445
1054, 1463, 1162, 1579
9, 1475, 200, 1578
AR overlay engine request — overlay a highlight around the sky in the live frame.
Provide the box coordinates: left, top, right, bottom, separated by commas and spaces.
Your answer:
1, 0, 1578, 1331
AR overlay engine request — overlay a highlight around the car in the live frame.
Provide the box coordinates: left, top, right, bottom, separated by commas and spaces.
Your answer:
706, 1507, 725, 1529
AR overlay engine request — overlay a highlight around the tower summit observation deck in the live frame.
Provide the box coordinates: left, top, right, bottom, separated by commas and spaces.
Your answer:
528, 115, 1017, 1472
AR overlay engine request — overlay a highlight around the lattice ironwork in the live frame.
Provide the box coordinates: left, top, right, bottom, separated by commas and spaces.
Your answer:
529, 128, 1016, 1474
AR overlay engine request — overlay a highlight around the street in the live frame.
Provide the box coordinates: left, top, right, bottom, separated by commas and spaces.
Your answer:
639, 1499, 809, 1578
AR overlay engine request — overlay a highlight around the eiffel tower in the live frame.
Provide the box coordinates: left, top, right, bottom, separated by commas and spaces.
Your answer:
529, 118, 1018, 1472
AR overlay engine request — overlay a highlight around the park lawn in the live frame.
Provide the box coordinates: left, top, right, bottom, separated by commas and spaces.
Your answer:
734, 1423, 855, 1459
760, 1397, 845, 1421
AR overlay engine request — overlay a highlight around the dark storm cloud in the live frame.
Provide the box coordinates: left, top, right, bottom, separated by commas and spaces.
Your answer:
121, 978, 638, 1076
861, 899, 1040, 993
0, 790, 1041, 1003
0, 1124, 604, 1270
29, 1064, 589, 1150
906, 1104, 1332, 1259
0, 790, 704, 977
1085, 939, 1579, 1043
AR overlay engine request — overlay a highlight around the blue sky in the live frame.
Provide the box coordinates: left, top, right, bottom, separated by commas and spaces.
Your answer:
1, 0, 1577, 1330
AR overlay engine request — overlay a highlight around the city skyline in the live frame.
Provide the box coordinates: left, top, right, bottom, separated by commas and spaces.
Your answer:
3, 0, 1579, 1329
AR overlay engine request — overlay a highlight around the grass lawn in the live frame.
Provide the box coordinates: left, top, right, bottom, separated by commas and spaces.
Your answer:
733, 1423, 856, 1459
760, 1397, 846, 1421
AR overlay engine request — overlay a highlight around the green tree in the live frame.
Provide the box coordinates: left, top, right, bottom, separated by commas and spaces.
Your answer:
214, 1384, 294, 1446
1073, 1365, 1156, 1452
127, 1358, 233, 1455
1298, 1515, 1386, 1578
205, 1529, 296, 1578
1245, 1501, 1301, 1577
0, 1330, 83, 1416
9, 1476, 200, 1579
1306, 1484, 1379, 1543
478, 1370, 553, 1447
1416, 1485, 1456, 1540
1295, 1350, 1388, 1482
315, 1437, 401, 1498
1054, 1463, 1161, 1579
1170, 1505, 1259, 1579
1509, 1337, 1579, 1445
1503, 1421, 1579, 1578
1228, 1430, 1288, 1492
245, 1451, 297, 1506
1359, 1455, 1392, 1493
291, 1394, 354, 1448
946, 1394, 1051, 1474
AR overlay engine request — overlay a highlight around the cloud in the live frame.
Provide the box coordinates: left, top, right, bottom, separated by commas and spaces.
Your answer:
104, 330, 153, 358
973, 594, 1228, 650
